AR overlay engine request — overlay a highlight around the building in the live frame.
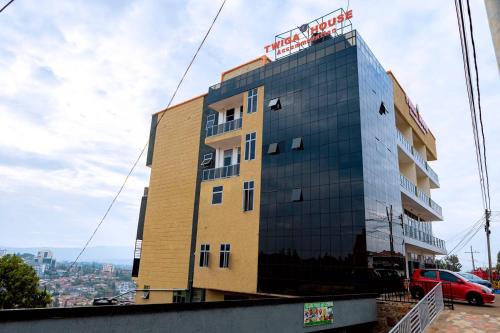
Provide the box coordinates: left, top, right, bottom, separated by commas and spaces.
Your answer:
132, 25, 445, 303
101, 263, 115, 275
33, 249, 56, 276
485, 0, 500, 71
0, 249, 7, 257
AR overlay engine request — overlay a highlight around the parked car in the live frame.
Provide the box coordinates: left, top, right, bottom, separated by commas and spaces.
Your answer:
409, 269, 495, 305
458, 272, 492, 289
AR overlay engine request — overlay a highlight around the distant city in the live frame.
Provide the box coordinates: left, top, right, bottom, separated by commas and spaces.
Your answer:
0, 248, 136, 307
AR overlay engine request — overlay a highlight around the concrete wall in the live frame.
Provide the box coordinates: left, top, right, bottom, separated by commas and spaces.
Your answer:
194, 86, 264, 294
1, 296, 377, 333
136, 95, 205, 304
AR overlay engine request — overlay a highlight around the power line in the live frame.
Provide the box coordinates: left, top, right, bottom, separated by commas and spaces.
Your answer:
447, 219, 484, 256
454, 0, 489, 210
465, 0, 491, 210
67, 0, 228, 272
445, 215, 484, 243
0, 0, 15, 14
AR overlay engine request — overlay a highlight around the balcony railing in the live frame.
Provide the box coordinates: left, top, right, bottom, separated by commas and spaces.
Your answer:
206, 118, 242, 138
201, 164, 240, 181
396, 130, 439, 185
400, 174, 443, 217
403, 215, 446, 250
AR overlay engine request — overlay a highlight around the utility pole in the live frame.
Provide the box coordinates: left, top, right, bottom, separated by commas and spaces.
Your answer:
386, 205, 394, 255
465, 246, 479, 271
485, 209, 493, 282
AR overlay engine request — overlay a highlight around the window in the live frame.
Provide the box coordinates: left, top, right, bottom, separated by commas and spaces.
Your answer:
212, 186, 223, 204
173, 291, 187, 303
201, 153, 213, 167
239, 105, 243, 118
199, 244, 210, 267
439, 271, 459, 283
237, 147, 241, 163
247, 88, 258, 114
291, 188, 303, 202
223, 149, 232, 166
134, 239, 142, 259
267, 142, 279, 155
206, 114, 216, 128
245, 132, 256, 160
291, 137, 303, 150
219, 244, 230, 268
142, 285, 150, 299
379, 101, 388, 115
420, 270, 437, 280
268, 98, 281, 111
226, 108, 235, 122
243, 181, 254, 211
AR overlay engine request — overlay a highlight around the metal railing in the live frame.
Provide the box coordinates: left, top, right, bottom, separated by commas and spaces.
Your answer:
201, 164, 240, 181
396, 130, 439, 185
388, 282, 444, 333
206, 118, 242, 138
399, 175, 443, 217
403, 215, 446, 250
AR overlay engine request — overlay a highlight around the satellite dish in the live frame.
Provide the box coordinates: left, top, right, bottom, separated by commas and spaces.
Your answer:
299, 24, 308, 33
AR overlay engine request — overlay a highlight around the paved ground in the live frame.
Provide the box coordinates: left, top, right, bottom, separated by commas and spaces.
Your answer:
427, 295, 499, 333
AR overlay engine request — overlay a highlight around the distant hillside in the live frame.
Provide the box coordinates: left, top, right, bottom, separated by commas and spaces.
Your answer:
1, 246, 134, 266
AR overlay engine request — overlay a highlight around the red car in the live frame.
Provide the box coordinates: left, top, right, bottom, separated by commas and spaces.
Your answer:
409, 269, 495, 306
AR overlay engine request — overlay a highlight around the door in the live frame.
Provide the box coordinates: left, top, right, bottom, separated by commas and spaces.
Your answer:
438, 271, 466, 300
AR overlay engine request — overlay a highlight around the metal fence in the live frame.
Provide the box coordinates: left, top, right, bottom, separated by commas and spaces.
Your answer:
201, 164, 240, 181
206, 118, 242, 137
388, 282, 444, 333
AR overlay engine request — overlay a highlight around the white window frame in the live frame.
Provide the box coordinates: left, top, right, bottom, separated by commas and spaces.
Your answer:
245, 132, 256, 161
212, 186, 223, 205
243, 180, 255, 212
247, 88, 258, 114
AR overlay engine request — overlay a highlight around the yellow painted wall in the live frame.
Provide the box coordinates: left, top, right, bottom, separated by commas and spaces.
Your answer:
193, 86, 264, 294
399, 161, 417, 184
388, 72, 437, 160
135, 96, 205, 304
417, 176, 431, 196
205, 289, 225, 302
221, 57, 269, 82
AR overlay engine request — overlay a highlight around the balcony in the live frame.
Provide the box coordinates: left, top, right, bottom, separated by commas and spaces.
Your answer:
403, 215, 447, 255
400, 174, 443, 221
396, 130, 439, 187
206, 118, 242, 138
201, 164, 240, 181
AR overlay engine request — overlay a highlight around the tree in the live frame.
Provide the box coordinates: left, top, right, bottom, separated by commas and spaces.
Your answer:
435, 258, 446, 269
0, 255, 51, 309
444, 255, 462, 272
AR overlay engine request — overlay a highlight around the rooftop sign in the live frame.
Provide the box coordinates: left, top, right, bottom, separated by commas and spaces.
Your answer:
264, 8, 353, 60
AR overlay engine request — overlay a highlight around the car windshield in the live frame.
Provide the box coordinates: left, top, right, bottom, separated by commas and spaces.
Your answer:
459, 272, 479, 281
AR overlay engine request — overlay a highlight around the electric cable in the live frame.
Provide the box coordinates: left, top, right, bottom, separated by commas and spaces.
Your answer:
67, 0, 228, 272
465, 0, 491, 210
454, 0, 491, 211
0, 0, 15, 14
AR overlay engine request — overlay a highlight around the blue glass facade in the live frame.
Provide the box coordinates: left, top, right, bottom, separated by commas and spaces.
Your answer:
203, 31, 405, 296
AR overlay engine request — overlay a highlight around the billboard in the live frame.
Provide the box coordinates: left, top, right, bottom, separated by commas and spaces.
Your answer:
303, 301, 334, 327
264, 9, 353, 60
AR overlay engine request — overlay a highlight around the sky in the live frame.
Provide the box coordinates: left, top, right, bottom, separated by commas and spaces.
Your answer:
0, 0, 498, 271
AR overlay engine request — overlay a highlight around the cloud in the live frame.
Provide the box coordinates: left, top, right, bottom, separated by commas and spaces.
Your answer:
0, 0, 498, 269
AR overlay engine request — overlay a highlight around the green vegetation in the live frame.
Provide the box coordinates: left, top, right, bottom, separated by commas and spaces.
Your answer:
0, 255, 51, 309
443, 255, 462, 272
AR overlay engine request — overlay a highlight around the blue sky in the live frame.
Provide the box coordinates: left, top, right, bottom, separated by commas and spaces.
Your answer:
0, 0, 498, 270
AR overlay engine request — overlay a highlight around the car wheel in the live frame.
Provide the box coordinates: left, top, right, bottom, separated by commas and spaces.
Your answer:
411, 287, 424, 300
467, 293, 483, 306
